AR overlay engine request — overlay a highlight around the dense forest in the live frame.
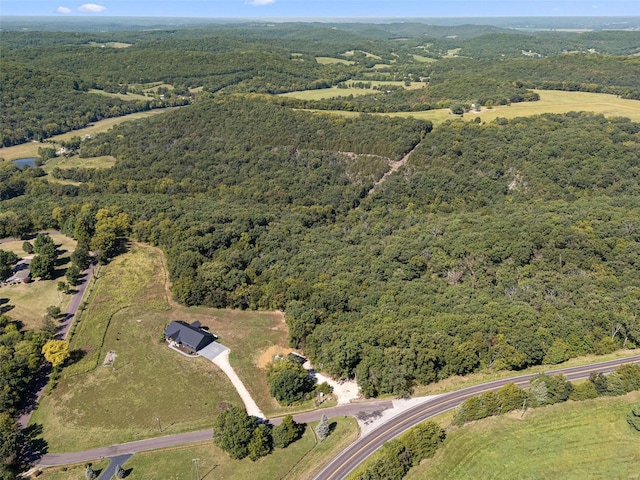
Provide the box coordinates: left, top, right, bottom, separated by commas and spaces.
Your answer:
1, 21, 640, 409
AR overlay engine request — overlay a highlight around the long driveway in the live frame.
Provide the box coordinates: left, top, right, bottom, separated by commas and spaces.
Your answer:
36, 355, 640, 469
312, 354, 640, 480
18, 256, 97, 429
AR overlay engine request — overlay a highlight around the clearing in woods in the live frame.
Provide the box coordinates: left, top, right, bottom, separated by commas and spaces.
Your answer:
31, 242, 296, 452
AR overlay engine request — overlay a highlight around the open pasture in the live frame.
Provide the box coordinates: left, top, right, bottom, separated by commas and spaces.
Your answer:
405, 392, 640, 480
88, 89, 149, 102
315, 56, 355, 65
279, 87, 375, 100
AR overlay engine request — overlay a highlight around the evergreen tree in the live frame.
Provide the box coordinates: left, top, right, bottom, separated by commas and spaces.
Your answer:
316, 415, 330, 440
115, 464, 125, 479
247, 424, 273, 461
85, 464, 97, 480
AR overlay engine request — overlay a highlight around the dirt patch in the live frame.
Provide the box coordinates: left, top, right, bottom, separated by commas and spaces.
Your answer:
256, 345, 294, 369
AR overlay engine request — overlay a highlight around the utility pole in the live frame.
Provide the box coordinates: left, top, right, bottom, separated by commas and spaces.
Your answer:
156, 416, 162, 432
192, 458, 200, 480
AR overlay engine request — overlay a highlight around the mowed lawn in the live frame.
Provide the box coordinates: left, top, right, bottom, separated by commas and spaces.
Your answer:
0, 232, 76, 329
32, 242, 295, 452
406, 391, 640, 480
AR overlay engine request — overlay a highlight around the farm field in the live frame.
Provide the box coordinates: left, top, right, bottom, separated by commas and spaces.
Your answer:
279, 87, 374, 100
43, 154, 117, 171
31, 242, 301, 452
88, 89, 150, 101
0, 108, 175, 161
0, 232, 76, 329
315, 56, 355, 65
37, 418, 359, 480
405, 391, 640, 480
384, 89, 640, 124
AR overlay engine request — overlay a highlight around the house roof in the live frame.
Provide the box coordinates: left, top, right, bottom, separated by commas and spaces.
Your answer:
164, 320, 216, 352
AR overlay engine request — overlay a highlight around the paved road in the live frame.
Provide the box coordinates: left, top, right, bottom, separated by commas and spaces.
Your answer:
312, 354, 640, 480
36, 400, 394, 467
97, 454, 133, 480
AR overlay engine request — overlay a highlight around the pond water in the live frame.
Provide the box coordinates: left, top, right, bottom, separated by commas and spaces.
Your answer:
11, 157, 37, 170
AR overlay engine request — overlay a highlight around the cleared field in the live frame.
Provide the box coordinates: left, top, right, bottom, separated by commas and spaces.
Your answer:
345, 80, 425, 89
0, 232, 76, 329
31, 242, 301, 452
0, 109, 174, 161
280, 87, 374, 100
315, 56, 355, 65
381, 90, 640, 125
406, 392, 640, 480
43, 155, 117, 171
87, 42, 131, 48
412, 54, 437, 63
88, 89, 149, 101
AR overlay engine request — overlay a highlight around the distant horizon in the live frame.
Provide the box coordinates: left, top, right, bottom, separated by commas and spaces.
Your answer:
2, 1, 640, 19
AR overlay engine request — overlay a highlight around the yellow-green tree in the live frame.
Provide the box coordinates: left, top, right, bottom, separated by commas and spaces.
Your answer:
41, 340, 70, 368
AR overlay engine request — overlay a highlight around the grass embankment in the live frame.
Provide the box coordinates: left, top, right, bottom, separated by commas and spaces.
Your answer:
36, 459, 109, 480
405, 391, 640, 479
32, 242, 297, 452
0, 233, 76, 329
37, 417, 358, 480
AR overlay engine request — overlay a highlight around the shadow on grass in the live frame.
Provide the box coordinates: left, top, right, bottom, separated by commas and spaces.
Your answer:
20, 423, 49, 465
201, 464, 218, 479
68, 348, 87, 365
1, 304, 15, 314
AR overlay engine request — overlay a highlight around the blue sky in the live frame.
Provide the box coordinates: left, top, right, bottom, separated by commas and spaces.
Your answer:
2, 0, 639, 18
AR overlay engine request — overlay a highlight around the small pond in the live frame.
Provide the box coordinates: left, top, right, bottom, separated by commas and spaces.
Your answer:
11, 157, 37, 170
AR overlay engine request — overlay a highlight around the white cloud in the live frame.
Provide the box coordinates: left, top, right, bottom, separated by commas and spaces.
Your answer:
78, 3, 107, 12
56, 6, 72, 14
247, 0, 276, 6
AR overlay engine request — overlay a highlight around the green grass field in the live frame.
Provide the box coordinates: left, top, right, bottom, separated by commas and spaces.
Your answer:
405, 392, 640, 480
412, 54, 437, 63
302, 90, 640, 125
315, 56, 355, 65
279, 87, 375, 100
43, 154, 117, 171
32, 242, 303, 451
36, 417, 358, 480
88, 89, 149, 101
0, 232, 76, 329
384, 89, 640, 125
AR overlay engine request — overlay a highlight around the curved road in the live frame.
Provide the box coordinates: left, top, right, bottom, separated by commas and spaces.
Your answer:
36, 355, 640, 471
313, 354, 640, 480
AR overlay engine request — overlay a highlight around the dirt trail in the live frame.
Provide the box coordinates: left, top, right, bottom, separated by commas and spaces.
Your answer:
367, 141, 422, 195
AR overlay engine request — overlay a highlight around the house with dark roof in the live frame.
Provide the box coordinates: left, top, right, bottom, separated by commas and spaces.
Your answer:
164, 320, 217, 353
